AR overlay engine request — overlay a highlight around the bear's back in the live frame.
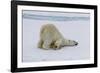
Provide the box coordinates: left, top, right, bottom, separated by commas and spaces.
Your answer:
40, 24, 63, 40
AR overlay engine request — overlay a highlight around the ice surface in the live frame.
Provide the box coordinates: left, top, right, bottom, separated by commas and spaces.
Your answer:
22, 11, 90, 62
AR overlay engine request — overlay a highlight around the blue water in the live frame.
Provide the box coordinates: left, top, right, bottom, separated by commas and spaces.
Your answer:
23, 14, 90, 21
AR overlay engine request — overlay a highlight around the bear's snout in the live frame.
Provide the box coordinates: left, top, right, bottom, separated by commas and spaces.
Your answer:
73, 41, 78, 46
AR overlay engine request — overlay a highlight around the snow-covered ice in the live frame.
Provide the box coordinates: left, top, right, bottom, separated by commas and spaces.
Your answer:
22, 11, 90, 62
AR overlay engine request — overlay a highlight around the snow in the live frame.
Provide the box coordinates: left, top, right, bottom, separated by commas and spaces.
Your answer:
22, 11, 90, 62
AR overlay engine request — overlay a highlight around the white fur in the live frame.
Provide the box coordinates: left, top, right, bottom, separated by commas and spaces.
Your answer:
38, 24, 78, 50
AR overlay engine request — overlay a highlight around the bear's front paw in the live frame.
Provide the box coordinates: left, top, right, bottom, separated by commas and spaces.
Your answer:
42, 44, 50, 50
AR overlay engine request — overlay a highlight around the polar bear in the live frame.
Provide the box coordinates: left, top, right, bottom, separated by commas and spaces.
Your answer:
38, 24, 78, 50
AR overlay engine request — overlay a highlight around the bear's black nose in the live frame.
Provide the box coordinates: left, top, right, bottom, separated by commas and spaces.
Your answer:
75, 42, 78, 45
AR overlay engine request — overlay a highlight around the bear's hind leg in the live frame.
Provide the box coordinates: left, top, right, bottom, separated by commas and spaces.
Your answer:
38, 39, 43, 48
